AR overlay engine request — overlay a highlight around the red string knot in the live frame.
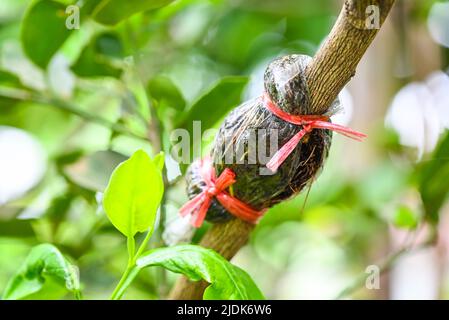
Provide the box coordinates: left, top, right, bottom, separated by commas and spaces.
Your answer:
179, 157, 266, 227
205, 186, 219, 197
303, 123, 313, 133
262, 92, 366, 172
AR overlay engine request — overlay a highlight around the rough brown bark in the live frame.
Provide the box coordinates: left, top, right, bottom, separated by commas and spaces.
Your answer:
307, 0, 396, 114
169, 0, 396, 300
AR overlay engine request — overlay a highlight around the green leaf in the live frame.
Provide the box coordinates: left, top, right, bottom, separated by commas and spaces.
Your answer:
89, 0, 176, 26
0, 70, 22, 110
2, 244, 80, 300
137, 245, 264, 300
393, 205, 418, 230
95, 32, 124, 58
63, 150, 128, 191
419, 131, 449, 223
176, 76, 249, 132
21, 0, 72, 69
103, 150, 164, 237
153, 151, 165, 172
174, 76, 248, 170
148, 75, 186, 111
71, 32, 123, 78
0, 70, 21, 85
0, 219, 36, 238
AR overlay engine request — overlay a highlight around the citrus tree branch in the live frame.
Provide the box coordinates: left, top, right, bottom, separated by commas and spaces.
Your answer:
169, 0, 396, 300
307, 0, 396, 114
169, 218, 254, 299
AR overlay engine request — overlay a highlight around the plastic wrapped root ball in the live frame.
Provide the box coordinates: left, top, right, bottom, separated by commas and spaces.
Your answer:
185, 54, 339, 224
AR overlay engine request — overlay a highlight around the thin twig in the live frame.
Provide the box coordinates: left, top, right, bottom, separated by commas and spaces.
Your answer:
0, 86, 148, 141
336, 239, 434, 299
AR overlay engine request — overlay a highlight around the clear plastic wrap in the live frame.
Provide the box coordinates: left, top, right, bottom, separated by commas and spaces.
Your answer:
185, 54, 335, 223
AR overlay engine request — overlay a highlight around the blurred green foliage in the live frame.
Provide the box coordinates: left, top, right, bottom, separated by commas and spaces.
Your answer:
419, 132, 449, 224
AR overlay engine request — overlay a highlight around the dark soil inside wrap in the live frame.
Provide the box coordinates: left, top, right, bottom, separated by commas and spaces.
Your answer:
185, 54, 336, 223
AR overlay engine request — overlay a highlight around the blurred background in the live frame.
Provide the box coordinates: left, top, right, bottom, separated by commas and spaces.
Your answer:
1, 0, 449, 299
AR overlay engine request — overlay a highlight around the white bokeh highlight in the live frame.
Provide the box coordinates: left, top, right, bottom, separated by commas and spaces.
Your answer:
48, 54, 75, 99
427, 2, 449, 48
385, 71, 449, 159
390, 247, 439, 300
0, 127, 46, 206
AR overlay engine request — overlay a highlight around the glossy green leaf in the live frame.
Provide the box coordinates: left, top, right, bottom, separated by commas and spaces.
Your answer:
89, 0, 176, 26
2, 244, 80, 300
148, 75, 186, 111
103, 150, 164, 237
71, 33, 123, 78
137, 245, 264, 300
419, 131, 449, 223
176, 76, 249, 132
21, 0, 72, 69
393, 205, 418, 230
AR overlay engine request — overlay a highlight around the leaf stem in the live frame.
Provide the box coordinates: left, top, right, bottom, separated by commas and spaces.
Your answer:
110, 264, 135, 300
74, 290, 82, 300
135, 226, 155, 258
127, 236, 136, 264
110, 227, 156, 300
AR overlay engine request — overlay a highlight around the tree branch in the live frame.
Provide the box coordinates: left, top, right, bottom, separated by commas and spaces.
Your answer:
169, 218, 254, 299
307, 0, 396, 114
169, 0, 396, 300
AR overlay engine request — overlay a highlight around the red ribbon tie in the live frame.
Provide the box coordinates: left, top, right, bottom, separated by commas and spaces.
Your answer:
179, 157, 266, 227
263, 93, 366, 172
